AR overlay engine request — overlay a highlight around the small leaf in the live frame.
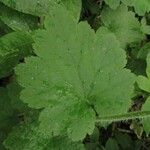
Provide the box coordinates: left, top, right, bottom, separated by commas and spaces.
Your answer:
0, 31, 33, 78
104, 0, 120, 9
0, 87, 13, 129
137, 43, 150, 60
105, 0, 150, 15
0, 2, 38, 31
141, 18, 150, 35
122, 0, 150, 16
105, 138, 119, 150
137, 53, 150, 134
101, 4, 144, 48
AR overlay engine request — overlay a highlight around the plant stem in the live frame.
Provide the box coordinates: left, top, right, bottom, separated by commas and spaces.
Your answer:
96, 111, 150, 123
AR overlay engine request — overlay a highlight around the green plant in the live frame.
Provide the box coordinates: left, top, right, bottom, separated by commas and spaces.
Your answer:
1, 0, 150, 149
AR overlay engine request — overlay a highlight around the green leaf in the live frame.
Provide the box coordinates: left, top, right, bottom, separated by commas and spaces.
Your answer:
115, 133, 134, 150
39, 100, 95, 141
104, 0, 120, 9
137, 53, 150, 134
122, 0, 150, 16
4, 123, 84, 150
137, 43, 150, 60
137, 76, 150, 93
105, 138, 119, 150
0, 19, 12, 36
0, 0, 54, 16
141, 97, 150, 134
15, 6, 135, 141
0, 0, 81, 19
101, 4, 144, 48
0, 87, 13, 129
0, 2, 38, 31
0, 87, 19, 149
141, 25, 150, 35
104, 0, 150, 15
7, 76, 28, 111
137, 53, 150, 91
0, 31, 33, 78
141, 18, 150, 35
59, 0, 81, 20
47, 136, 85, 150
4, 124, 47, 150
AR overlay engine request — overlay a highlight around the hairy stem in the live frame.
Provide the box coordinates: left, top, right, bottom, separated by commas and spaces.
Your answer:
96, 111, 150, 123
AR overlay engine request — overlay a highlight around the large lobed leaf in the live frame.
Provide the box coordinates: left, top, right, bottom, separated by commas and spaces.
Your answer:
15, 5, 135, 141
